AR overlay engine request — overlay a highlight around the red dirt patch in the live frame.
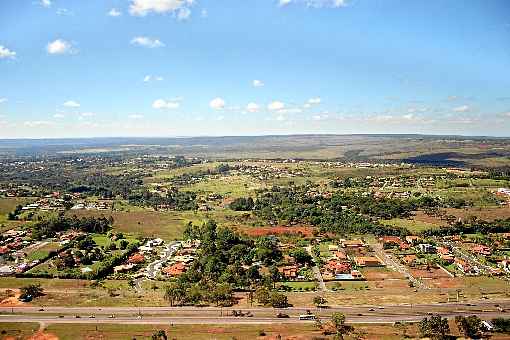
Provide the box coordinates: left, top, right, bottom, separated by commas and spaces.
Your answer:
411, 268, 452, 280
27, 332, 59, 340
242, 226, 315, 237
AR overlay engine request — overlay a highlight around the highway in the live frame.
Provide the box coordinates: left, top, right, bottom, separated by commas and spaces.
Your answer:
0, 300, 509, 325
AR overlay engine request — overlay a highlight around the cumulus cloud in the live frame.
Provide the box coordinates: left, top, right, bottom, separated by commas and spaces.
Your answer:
209, 97, 226, 110
0, 45, 16, 59
63, 100, 80, 108
452, 105, 470, 112
308, 97, 321, 105
312, 113, 329, 121
79, 112, 95, 118
177, 7, 191, 20
24, 120, 53, 128
129, 0, 195, 18
268, 101, 285, 111
53, 113, 65, 119
56, 8, 73, 16
152, 98, 181, 109
108, 8, 122, 17
143, 75, 164, 82
246, 102, 260, 113
40, 0, 51, 8
279, 0, 347, 8
128, 114, 144, 119
252, 79, 264, 87
0, 98, 7, 104
46, 39, 76, 55
130, 36, 165, 48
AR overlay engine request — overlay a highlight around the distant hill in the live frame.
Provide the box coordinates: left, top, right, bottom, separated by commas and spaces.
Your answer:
1, 134, 509, 167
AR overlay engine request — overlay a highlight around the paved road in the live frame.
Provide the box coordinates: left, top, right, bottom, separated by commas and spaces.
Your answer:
372, 242, 423, 289
305, 246, 327, 292
1, 300, 508, 324
0, 309, 507, 325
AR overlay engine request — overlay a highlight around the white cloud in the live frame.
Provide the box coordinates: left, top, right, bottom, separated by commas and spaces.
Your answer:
268, 101, 285, 111
56, 8, 73, 16
312, 113, 329, 120
46, 39, 76, 55
0, 45, 16, 59
246, 102, 260, 113
63, 100, 80, 108
0, 98, 7, 104
152, 99, 180, 109
201, 9, 208, 17
130, 36, 165, 48
308, 97, 321, 105
209, 97, 226, 110
108, 8, 122, 17
79, 112, 95, 118
403, 114, 414, 120
40, 0, 51, 8
24, 120, 53, 128
280, 0, 347, 8
129, 0, 194, 17
177, 7, 191, 20
53, 113, 65, 119
252, 79, 264, 87
216, 115, 225, 121
128, 114, 144, 119
143, 75, 164, 82
452, 105, 470, 112
276, 114, 286, 121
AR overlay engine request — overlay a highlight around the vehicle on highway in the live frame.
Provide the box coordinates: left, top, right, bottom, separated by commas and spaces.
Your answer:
108, 314, 116, 318
74, 315, 81, 318
89, 315, 95, 319
299, 314, 316, 321
276, 313, 289, 318
58, 315, 64, 318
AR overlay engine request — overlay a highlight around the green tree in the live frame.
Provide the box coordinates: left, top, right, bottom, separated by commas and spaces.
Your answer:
255, 286, 270, 305
313, 296, 327, 308
330, 312, 354, 340
151, 330, 167, 340
419, 315, 450, 340
164, 282, 186, 307
19, 283, 44, 300
290, 248, 313, 265
455, 315, 482, 339
269, 292, 288, 308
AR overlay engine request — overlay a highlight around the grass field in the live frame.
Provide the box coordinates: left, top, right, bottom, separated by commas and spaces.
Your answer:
0, 322, 427, 340
381, 217, 441, 233
0, 197, 34, 232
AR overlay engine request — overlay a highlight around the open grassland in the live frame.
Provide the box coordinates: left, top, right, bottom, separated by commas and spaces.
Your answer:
67, 209, 251, 240
0, 322, 425, 340
0, 197, 35, 232
381, 217, 442, 233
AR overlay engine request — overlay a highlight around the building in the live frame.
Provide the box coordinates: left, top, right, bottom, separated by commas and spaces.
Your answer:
278, 265, 298, 279
341, 240, 364, 248
418, 244, 436, 254
324, 260, 351, 274
402, 254, 417, 266
162, 262, 187, 277
354, 256, 383, 267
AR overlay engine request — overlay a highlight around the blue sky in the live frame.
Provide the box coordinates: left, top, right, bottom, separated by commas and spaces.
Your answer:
0, 0, 509, 138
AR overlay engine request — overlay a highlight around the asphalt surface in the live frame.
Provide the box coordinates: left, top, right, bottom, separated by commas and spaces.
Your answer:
1, 300, 509, 325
